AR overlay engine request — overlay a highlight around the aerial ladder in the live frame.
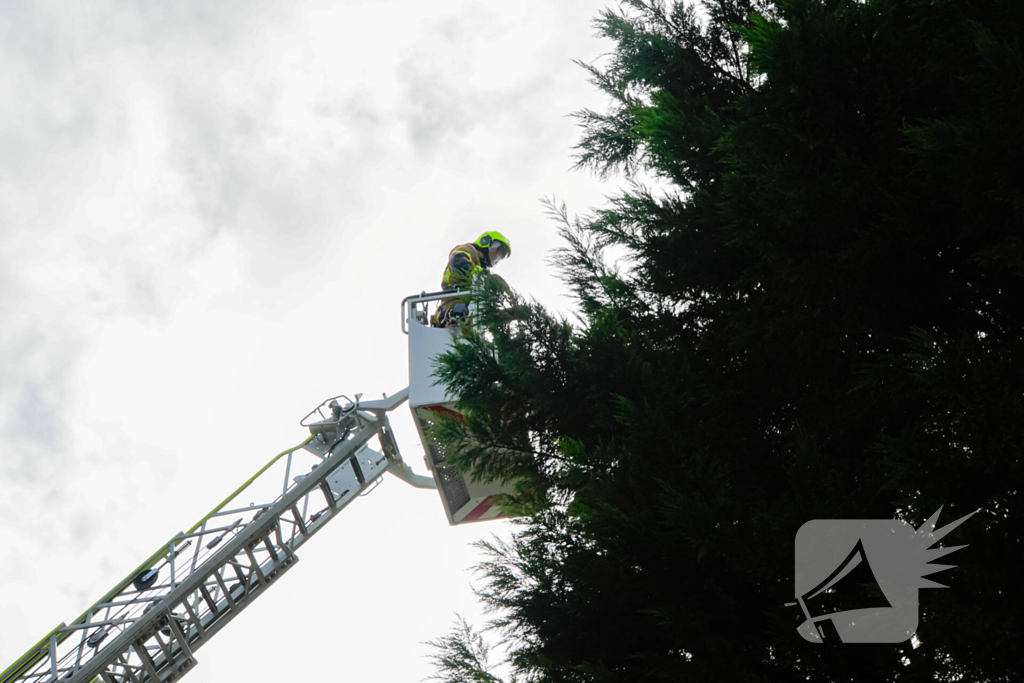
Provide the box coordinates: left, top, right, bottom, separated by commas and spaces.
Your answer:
1, 291, 510, 683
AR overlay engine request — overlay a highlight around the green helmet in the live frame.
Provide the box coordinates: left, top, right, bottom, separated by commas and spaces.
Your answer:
475, 231, 512, 261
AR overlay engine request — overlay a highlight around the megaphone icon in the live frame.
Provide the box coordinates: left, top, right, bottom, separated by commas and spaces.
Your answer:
791, 510, 975, 644
793, 538, 892, 642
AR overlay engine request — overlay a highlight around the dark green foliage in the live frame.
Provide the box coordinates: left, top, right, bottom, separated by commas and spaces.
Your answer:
429, 1, 1023, 681
426, 616, 510, 683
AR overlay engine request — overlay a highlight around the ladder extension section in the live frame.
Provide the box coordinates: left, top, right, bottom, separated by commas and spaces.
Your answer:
2, 390, 410, 683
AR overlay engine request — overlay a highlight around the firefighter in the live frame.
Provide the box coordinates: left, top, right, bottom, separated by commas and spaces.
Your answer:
432, 231, 512, 328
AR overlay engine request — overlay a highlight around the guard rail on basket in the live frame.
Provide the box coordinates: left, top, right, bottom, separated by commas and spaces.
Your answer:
401, 289, 471, 334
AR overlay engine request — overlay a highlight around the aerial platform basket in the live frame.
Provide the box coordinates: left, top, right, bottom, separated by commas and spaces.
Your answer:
403, 290, 514, 525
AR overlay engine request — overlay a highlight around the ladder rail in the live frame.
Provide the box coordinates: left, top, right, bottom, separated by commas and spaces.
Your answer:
3, 391, 410, 683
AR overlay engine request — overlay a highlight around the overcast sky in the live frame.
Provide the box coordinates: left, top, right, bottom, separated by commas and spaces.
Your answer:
0, 1, 624, 681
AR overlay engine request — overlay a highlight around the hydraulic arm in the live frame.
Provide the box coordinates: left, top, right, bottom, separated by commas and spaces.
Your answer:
1, 391, 426, 683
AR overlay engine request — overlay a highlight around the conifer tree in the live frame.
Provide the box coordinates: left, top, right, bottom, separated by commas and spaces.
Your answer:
430, 1, 1024, 681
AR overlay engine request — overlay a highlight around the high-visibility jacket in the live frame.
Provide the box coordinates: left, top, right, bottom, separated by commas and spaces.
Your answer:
433, 243, 489, 327
441, 242, 487, 291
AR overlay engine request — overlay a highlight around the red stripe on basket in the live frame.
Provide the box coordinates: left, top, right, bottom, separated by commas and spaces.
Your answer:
423, 405, 465, 422
462, 495, 499, 522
